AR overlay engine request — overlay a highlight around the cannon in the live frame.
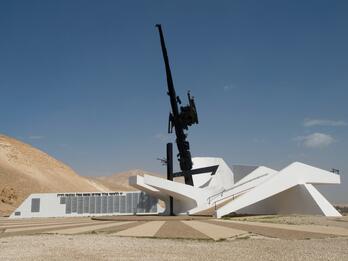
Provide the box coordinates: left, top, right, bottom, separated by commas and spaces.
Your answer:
156, 24, 199, 186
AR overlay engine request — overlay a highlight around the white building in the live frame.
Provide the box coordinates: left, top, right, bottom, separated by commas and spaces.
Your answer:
10, 191, 163, 219
11, 159, 341, 219
130, 158, 341, 217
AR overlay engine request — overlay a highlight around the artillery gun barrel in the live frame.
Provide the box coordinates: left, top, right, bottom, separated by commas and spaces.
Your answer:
156, 24, 194, 186
155, 24, 180, 119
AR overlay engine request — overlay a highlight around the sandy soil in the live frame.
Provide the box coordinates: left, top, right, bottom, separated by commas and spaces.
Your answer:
1, 215, 348, 260
228, 215, 348, 229
0, 235, 347, 261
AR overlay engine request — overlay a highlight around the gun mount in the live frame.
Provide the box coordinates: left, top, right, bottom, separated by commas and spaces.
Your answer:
156, 24, 198, 186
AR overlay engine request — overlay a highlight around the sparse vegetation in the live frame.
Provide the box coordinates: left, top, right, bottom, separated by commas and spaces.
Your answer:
335, 205, 348, 215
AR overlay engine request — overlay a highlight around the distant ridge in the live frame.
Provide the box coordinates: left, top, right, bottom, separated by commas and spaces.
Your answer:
88, 169, 164, 192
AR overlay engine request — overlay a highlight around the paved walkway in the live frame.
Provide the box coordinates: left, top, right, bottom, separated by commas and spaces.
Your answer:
116, 221, 165, 237
155, 221, 210, 239
48, 221, 133, 235
182, 220, 247, 240
1, 216, 348, 241
211, 219, 348, 239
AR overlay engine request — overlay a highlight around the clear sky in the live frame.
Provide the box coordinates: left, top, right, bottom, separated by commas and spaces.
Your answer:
1, 1, 347, 203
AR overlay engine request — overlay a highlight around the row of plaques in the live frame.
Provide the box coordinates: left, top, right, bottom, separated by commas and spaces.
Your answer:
60, 192, 157, 214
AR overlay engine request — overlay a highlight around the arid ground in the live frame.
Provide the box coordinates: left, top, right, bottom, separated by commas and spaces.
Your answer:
1, 215, 348, 260
1, 136, 347, 260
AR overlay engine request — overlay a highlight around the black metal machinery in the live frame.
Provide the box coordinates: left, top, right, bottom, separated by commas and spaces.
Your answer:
166, 143, 174, 216
156, 24, 199, 187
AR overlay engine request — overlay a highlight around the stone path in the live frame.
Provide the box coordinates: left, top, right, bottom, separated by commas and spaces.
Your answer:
212, 219, 348, 239
48, 221, 133, 235
1, 216, 348, 241
115, 221, 165, 237
155, 221, 209, 239
182, 220, 247, 240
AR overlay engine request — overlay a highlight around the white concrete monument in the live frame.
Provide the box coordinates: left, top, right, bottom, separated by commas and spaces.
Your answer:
142, 25, 342, 218
129, 158, 341, 217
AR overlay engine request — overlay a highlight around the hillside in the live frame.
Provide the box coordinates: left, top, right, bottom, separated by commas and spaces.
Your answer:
0, 134, 109, 216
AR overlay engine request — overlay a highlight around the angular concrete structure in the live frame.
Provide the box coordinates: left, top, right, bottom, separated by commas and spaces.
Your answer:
129, 158, 341, 217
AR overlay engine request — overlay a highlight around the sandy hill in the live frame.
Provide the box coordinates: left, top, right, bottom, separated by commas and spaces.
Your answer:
88, 169, 164, 192
0, 134, 109, 216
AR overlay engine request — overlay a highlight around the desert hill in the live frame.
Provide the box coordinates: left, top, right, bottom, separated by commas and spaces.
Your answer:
0, 134, 165, 216
0, 134, 109, 216
88, 169, 164, 192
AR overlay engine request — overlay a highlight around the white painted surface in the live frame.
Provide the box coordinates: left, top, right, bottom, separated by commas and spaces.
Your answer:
130, 158, 341, 218
304, 184, 341, 216
10, 191, 163, 219
216, 162, 341, 217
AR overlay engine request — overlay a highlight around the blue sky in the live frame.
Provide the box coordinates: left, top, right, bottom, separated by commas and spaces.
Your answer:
0, 1, 347, 202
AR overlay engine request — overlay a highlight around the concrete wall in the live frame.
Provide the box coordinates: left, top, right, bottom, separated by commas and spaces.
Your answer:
10, 191, 163, 219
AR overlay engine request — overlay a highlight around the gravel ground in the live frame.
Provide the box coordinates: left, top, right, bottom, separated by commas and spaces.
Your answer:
228, 215, 348, 228
1, 235, 348, 261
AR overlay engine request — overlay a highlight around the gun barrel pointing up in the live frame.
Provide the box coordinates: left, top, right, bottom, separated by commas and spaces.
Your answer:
155, 24, 180, 119
156, 24, 195, 186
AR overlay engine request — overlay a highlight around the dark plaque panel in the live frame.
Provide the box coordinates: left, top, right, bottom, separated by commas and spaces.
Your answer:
96, 196, 102, 213
83, 197, 90, 213
113, 195, 120, 213
65, 197, 72, 214
31, 198, 40, 213
77, 197, 83, 214
71, 197, 77, 213
132, 193, 139, 213
60, 197, 66, 204
101, 196, 107, 213
120, 196, 126, 213
89, 196, 96, 214
126, 193, 132, 213
107, 196, 114, 213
